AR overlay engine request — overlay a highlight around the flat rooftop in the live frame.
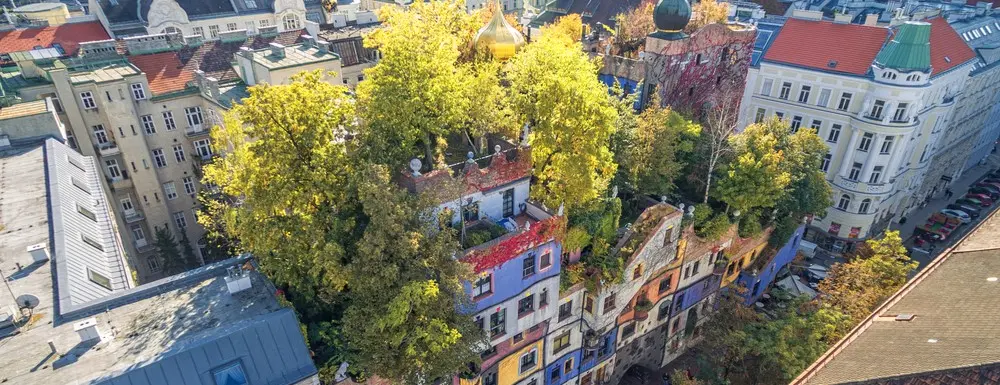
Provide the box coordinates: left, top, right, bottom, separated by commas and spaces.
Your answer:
250, 43, 340, 70
796, 206, 1000, 384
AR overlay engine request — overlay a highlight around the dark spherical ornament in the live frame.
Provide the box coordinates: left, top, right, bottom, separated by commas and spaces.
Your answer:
653, 0, 693, 32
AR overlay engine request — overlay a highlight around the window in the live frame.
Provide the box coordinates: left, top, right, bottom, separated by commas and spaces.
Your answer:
558, 301, 573, 321
479, 343, 496, 359
658, 300, 671, 320
283, 14, 301, 30
695, 53, 702, 64
244, 0, 258, 8
259, 19, 270, 27
540, 288, 548, 307
663, 226, 674, 245
858, 198, 872, 214
828, 124, 841, 143
185, 106, 203, 128
82, 234, 104, 251
838, 194, 851, 210
213, 362, 248, 385
66, 131, 78, 149
193, 26, 204, 36
90, 126, 110, 147
761, 79, 773, 96
779, 82, 792, 99
798, 85, 811, 103
817, 88, 832, 107
519, 349, 537, 373
473, 274, 492, 297
141, 115, 156, 134
227, 22, 238, 31
838, 93, 852, 111
162, 111, 177, 130
633, 264, 643, 280
483, 372, 497, 385
849, 163, 862, 181
869, 100, 886, 119
754, 108, 766, 123
489, 308, 506, 337
790, 116, 802, 132
564, 358, 574, 374
692, 260, 700, 274
553, 331, 571, 353
77, 204, 97, 221
540, 252, 551, 269
147, 256, 160, 272
869, 166, 883, 184
194, 139, 213, 158
173, 211, 187, 229
502, 188, 514, 218
80, 91, 96, 109
209, 25, 220, 39
810, 119, 822, 131
173, 144, 186, 162
121, 197, 134, 214
892, 103, 909, 122
130, 83, 146, 100
582, 373, 593, 385
602, 294, 616, 314
518, 295, 534, 317
881, 136, 894, 154
245, 21, 256, 34
183, 176, 196, 195
821, 153, 832, 172
584, 295, 594, 313
659, 276, 672, 293
88, 268, 113, 290
859, 133, 874, 152
622, 323, 636, 338
152, 149, 168, 168
523, 255, 535, 278
106, 159, 122, 179
164, 182, 178, 200
775, 111, 785, 120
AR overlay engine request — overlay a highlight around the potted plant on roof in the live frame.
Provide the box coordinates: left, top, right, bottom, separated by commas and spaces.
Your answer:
633, 296, 654, 321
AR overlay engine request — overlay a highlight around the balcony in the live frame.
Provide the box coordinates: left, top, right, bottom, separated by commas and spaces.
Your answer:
185, 125, 210, 137
834, 175, 893, 195
462, 202, 559, 272
98, 142, 120, 156
134, 238, 153, 252
109, 170, 132, 190
123, 209, 145, 224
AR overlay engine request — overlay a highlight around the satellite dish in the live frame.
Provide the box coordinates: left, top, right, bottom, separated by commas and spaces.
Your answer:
17, 294, 39, 310
409, 158, 422, 176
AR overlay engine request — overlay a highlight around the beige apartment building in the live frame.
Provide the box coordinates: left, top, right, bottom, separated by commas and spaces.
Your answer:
1, 28, 342, 282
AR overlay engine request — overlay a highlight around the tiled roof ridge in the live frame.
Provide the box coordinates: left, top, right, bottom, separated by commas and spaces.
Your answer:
791, 206, 1000, 385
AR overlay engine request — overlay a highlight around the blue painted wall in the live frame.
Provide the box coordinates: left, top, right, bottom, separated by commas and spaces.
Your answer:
578, 328, 617, 374
598, 75, 643, 110
464, 240, 563, 313
736, 225, 805, 305
545, 349, 582, 385
670, 274, 723, 318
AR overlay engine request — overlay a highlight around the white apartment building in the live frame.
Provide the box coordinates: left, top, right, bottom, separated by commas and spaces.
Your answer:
740, 14, 976, 253
89, 0, 311, 38
0, 28, 342, 282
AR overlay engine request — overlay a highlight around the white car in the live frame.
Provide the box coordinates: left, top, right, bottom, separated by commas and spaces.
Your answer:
940, 209, 972, 223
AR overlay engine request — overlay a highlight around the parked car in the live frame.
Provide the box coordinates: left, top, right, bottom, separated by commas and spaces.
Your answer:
966, 193, 994, 205
947, 203, 981, 218
941, 209, 972, 223
983, 178, 1000, 186
978, 180, 1000, 190
969, 187, 1000, 200
974, 182, 1000, 193
958, 197, 989, 207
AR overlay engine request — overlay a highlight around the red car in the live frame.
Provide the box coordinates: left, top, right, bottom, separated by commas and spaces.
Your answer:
965, 193, 994, 205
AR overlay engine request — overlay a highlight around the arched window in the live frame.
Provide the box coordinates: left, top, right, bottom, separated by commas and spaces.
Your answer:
283, 14, 301, 30
859, 198, 871, 214
838, 194, 851, 210
162, 26, 181, 35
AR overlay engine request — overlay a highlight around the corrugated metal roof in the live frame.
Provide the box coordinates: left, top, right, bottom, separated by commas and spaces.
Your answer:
874, 21, 932, 72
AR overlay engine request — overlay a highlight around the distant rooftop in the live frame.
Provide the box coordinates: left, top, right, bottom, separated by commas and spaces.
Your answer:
0, 21, 111, 65
246, 41, 341, 70
794, 202, 1000, 384
0, 98, 50, 120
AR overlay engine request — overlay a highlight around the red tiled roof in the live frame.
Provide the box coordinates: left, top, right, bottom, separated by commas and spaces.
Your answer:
127, 30, 304, 95
927, 17, 977, 76
0, 22, 110, 59
763, 18, 888, 76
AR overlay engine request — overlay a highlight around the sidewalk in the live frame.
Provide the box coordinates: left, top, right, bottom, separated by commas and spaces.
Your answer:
889, 152, 1000, 268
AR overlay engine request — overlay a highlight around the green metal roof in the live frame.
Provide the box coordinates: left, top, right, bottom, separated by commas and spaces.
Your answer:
875, 21, 932, 72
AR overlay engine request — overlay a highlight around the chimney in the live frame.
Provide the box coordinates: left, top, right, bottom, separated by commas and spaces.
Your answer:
73, 318, 102, 343
791, 9, 824, 20
864, 13, 879, 26
834, 13, 853, 24
225, 267, 252, 294
184, 33, 205, 47
269, 42, 287, 59
316, 39, 330, 55
0, 135, 9, 149
301, 34, 315, 48
205, 76, 221, 101
26, 243, 49, 263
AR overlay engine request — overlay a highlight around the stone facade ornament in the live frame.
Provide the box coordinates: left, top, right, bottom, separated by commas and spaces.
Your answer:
147, 0, 190, 31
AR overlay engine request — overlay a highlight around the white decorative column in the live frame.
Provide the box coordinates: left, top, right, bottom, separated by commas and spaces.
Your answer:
886, 133, 910, 180
839, 129, 862, 177
861, 134, 881, 182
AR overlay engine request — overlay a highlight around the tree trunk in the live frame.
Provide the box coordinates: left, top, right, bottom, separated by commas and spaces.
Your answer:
704, 155, 717, 203
423, 132, 435, 171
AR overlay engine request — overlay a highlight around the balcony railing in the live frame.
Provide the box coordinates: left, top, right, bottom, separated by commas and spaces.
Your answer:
98, 142, 120, 156
135, 238, 153, 252
123, 209, 145, 224
834, 175, 893, 195
185, 125, 210, 137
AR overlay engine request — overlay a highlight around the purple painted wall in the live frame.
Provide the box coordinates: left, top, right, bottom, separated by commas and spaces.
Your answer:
670, 273, 723, 318
737, 225, 805, 305
464, 240, 563, 313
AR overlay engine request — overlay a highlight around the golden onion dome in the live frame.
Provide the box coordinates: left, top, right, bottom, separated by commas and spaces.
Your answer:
473, 0, 526, 61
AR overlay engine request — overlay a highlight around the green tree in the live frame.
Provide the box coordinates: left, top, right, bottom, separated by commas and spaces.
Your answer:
778, 128, 833, 218
507, 24, 618, 210
178, 231, 202, 267
154, 227, 185, 275
819, 231, 917, 325
343, 167, 482, 382
716, 118, 792, 213
614, 96, 699, 198
355, 0, 489, 169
